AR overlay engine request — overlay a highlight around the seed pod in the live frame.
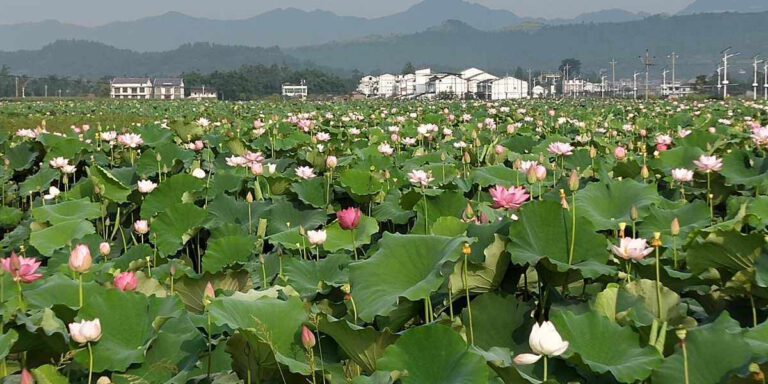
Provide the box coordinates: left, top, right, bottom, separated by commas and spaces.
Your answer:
671, 217, 680, 236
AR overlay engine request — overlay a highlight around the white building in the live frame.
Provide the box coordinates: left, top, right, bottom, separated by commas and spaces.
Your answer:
282, 83, 308, 99
480, 77, 529, 100
397, 74, 416, 97
189, 86, 217, 100
427, 74, 468, 97
532, 85, 547, 98
461, 68, 498, 95
376, 74, 398, 97
153, 78, 185, 100
110, 78, 153, 99
358, 76, 378, 96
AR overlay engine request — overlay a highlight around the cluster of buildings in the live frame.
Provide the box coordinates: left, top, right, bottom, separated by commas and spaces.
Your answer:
357, 68, 530, 100
109, 78, 218, 100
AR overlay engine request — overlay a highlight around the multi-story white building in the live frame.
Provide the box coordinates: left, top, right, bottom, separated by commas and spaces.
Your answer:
478, 77, 529, 100
461, 68, 498, 95
282, 83, 308, 99
153, 78, 185, 100
110, 78, 153, 99
428, 74, 468, 97
357, 76, 378, 96
376, 74, 398, 97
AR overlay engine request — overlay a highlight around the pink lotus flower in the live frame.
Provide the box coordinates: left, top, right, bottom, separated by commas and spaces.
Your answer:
336, 207, 362, 230
69, 244, 92, 273
113, 272, 138, 292
68, 319, 102, 344
671, 168, 694, 183
614, 147, 627, 161
1, 252, 43, 283
117, 133, 143, 148
611, 237, 654, 262
490, 186, 529, 211
49, 157, 69, 169
693, 155, 723, 173
326, 155, 338, 169
407, 170, 434, 188
186, 140, 205, 152
99, 242, 111, 256
20, 369, 34, 384
548, 142, 574, 156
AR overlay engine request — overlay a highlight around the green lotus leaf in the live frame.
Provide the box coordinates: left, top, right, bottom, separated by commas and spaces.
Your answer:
340, 168, 384, 196
349, 233, 471, 322
265, 198, 327, 236
31, 364, 69, 384
76, 290, 184, 372
19, 167, 58, 195
449, 234, 509, 294
460, 292, 530, 351
652, 312, 752, 384
649, 146, 704, 172
31, 198, 101, 225
87, 164, 131, 203
575, 178, 660, 230
507, 201, 608, 278
136, 142, 195, 177
203, 224, 257, 274
0, 205, 24, 228
469, 165, 523, 188
29, 219, 95, 256
412, 190, 467, 235
324, 215, 378, 252
637, 200, 710, 242
141, 173, 205, 218
5, 141, 39, 171
174, 270, 252, 314
283, 254, 350, 299
372, 189, 414, 225
0, 329, 18, 360
292, 177, 328, 208
319, 317, 399, 373
551, 309, 662, 383
721, 150, 768, 187
207, 293, 311, 375
684, 229, 765, 276
377, 324, 489, 384
152, 202, 208, 256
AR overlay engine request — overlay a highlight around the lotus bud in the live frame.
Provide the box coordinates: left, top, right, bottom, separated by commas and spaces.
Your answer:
68, 319, 102, 345
246, 192, 254, 203
675, 328, 687, 341
96, 377, 113, 384
20, 369, 34, 384
589, 146, 597, 159
671, 218, 680, 236
640, 165, 650, 179
463, 152, 471, 164
513, 158, 522, 170
526, 166, 538, 184
462, 243, 472, 256
341, 284, 351, 294
69, 244, 93, 273
568, 170, 579, 191
618, 222, 627, 238
134, 220, 149, 235
301, 325, 316, 350
326, 155, 338, 169
113, 271, 138, 292
203, 282, 215, 306
630, 205, 639, 221
99, 242, 111, 257
559, 189, 569, 209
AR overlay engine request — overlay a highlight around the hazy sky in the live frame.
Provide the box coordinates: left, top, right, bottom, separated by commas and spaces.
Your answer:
0, 0, 695, 25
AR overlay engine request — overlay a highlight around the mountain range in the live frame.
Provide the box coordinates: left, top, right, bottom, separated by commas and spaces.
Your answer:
3, 10, 768, 82
1, 0, 765, 52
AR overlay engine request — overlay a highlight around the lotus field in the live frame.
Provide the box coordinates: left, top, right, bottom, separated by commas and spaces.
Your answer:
2, 99, 768, 384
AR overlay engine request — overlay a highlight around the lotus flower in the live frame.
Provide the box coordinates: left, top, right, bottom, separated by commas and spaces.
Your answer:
60, 165, 77, 174
693, 155, 723, 173
326, 155, 338, 169
611, 237, 654, 262
490, 186, 529, 211
407, 170, 434, 187
68, 319, 102, 344
134, 220, 149, 235
307, 229, 327, 246
671, 168, 694, 183
513, 321, 569, 365
295, 166, 317, 180
191, 168, 206, 179
137, 180, 157, 194
378, 143, 394, 156
113, 272, 138, 292
519, 160, 538, 174
751, 126, 768, 148
117, 133, 143, 148
20, 369, 34, 384
301, 325, 317, 350
43, 186, 61, 200
614, 146, 627, 161
69, 244, 92, 273
49, 157, 69, 169
336, 207, 362, 230
1, 252, 43, 283
547, 142, 574, 156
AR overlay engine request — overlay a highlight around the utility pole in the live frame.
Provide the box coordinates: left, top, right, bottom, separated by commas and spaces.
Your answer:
662, 69, 670, 97
609, 58, 618, 96
45, 84, 48, 98
601, 75, 607, 98
15, 76, 18, 98
721, 47, 740, 99
527, 68, 532, 98
764, 61, 768, 100
752, 56, 763, 100
717, 66, 723, 98
668, 52, 678, 96
640, 50, 655, 101
562, 63, 571, 98
633, 72, 641, 101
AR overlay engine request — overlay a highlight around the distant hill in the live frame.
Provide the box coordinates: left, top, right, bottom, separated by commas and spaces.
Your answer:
286, 12, 768, 79
0, 0, 523, 52
0, 40, 303, 77
678, 0, 768, 14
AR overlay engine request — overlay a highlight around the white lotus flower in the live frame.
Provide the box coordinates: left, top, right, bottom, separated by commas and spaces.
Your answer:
191, 168, 207, 179
295, 166, 316, 180
137, 180, 157, 194
514, 321, 569, 365
307, 229, 327, 246
44, 186, 61, 200
378, 143, 394, 156
671, 168, 694, 183
407, 170, 434, 188
68, 319, 102, 345
49, 157, 69, 169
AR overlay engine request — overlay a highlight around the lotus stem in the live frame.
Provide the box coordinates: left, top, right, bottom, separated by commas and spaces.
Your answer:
78, 273, 84, 308
351, 230, 358, 261
673, 236, 679, 270
750, 294, 758, 328
654, 244, 662, 320
462, 245, 474, 345
448, 280, 454, 321
543, 356, 549, 382
17, 280, 26, 312
682, 339, 690, 384
87, 342, 94, 384
568, 193, 576, 267
422, 188, 429, 234
207, 311, 212, 379
349, 295, 358, 325
707, 172, 713, 223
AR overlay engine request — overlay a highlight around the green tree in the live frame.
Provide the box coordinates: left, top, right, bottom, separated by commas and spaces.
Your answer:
402, 62, 416, 75
559, 58, 582, 77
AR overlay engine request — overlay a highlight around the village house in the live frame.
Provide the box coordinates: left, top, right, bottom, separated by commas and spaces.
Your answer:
153, 78, 185, 100
110, 78, 153, 99
282, 82, 308, 99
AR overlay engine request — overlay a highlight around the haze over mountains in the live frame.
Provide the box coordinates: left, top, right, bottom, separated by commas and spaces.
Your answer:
0, 0, 765, 52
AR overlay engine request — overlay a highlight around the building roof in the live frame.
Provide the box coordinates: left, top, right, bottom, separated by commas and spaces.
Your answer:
111, 77, 151, 84
190, 87, 217, 93
154, 78, 184, 86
